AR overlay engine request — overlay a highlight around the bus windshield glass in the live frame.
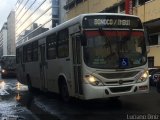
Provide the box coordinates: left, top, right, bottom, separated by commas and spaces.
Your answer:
1, 56, 16, 69
83, 31, 147, 69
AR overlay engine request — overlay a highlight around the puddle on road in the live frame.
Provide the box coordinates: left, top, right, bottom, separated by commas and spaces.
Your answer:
0, 80, 27, 116
0, 80, 28, 91
15, 93, 21, 101
0, 81, 9, 96
0, 81, 6, 89
0, 81, 28, 98
15, 82, 28, 91
0, 89, 9, 95
0, 115, 25, 120
0, 100, 28, 119
0, 101, 18, 115
0, 79, 39, 120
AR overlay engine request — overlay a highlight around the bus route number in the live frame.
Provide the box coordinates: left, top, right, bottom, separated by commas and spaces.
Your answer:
94, 19, 131, 26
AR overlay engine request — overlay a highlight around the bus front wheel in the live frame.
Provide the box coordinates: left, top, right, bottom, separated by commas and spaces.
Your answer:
59, 80, 70, 102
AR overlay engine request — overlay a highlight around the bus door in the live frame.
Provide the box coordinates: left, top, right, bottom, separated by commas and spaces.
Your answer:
72, 34, 83, 95
17, 47, 25, 83
20, 48, 25, 82
39, 44, 47, 90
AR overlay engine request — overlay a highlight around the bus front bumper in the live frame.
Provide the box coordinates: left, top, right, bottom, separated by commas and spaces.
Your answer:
83, 80, 149, 100
1, 69, 16, 77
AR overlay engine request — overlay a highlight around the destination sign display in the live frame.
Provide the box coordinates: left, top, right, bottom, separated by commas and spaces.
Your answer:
82, 15, 143, 29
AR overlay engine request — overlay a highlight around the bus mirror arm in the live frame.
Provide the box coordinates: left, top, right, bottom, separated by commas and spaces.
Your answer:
76, 35, 87, 46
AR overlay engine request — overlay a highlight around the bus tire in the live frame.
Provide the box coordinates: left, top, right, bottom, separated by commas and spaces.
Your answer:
26, 75, 34, 92
59, 79, 70, 102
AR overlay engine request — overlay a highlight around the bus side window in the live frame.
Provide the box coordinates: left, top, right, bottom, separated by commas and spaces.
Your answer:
46, 34, 57, 60
23, 43, 33, 63
26, 43, 32, 62
23, 46, 27, 63
57, 28, 69, 58
32, 41, 38, 61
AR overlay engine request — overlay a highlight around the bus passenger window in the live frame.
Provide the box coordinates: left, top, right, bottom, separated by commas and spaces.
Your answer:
32, 41, 38, 61
57, 29, 69, 58
26, 44, 32, 62
46, 34, 57, 59
23, 46, 27, 63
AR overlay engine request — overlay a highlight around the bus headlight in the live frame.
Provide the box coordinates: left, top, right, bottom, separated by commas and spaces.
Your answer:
85, 75, 104, 86
137, 70, 149, 83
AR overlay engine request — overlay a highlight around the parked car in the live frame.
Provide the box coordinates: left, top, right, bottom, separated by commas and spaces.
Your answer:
148, 68, 160, 86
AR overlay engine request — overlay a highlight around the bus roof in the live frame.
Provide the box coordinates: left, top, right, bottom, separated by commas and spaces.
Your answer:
16, 13, 141, 48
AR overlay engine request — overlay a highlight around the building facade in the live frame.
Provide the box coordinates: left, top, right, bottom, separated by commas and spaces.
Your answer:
15, 0, 66, 45
59, 0, 67, 23
0, 29, 3, 57
0, 23, 8, 57
7, 11, 16, 55
64, 0, 160, 68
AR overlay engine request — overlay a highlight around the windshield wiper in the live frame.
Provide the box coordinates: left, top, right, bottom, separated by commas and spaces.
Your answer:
123, 28, 132, 42
117, 28, 132, 54
98, 28, 113, 54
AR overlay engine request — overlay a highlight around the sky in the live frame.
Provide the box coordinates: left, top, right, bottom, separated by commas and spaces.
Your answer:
0, 0, 17, 29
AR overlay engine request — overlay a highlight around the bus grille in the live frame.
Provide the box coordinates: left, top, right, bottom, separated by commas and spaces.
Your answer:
109, 86, 132, 93
99, 71, 139, 79
105, 80, 134, 86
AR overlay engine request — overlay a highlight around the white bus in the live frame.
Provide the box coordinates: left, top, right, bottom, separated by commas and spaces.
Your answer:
16, 13, 149, 101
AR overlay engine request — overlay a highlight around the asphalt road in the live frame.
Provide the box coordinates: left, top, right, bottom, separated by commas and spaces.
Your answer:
0, 78, 39, 120
0, 77, 160, 120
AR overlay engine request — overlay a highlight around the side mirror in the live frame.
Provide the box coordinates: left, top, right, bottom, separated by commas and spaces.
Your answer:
81, 35, 87, 46
76, 35, 87, 46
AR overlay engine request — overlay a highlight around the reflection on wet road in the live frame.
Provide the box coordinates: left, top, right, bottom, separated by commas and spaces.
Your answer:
0, 78, 38, 120
30, 87, 160, 120
1, 77, 160, 120
32, 89, 160, 120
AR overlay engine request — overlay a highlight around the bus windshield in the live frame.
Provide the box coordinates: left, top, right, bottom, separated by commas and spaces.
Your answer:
83, 30, 147, 69
1, 56, 16, 69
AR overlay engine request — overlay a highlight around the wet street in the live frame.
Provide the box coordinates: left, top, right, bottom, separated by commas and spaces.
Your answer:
0, 77, 39, 120
0, 76, 160, 120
